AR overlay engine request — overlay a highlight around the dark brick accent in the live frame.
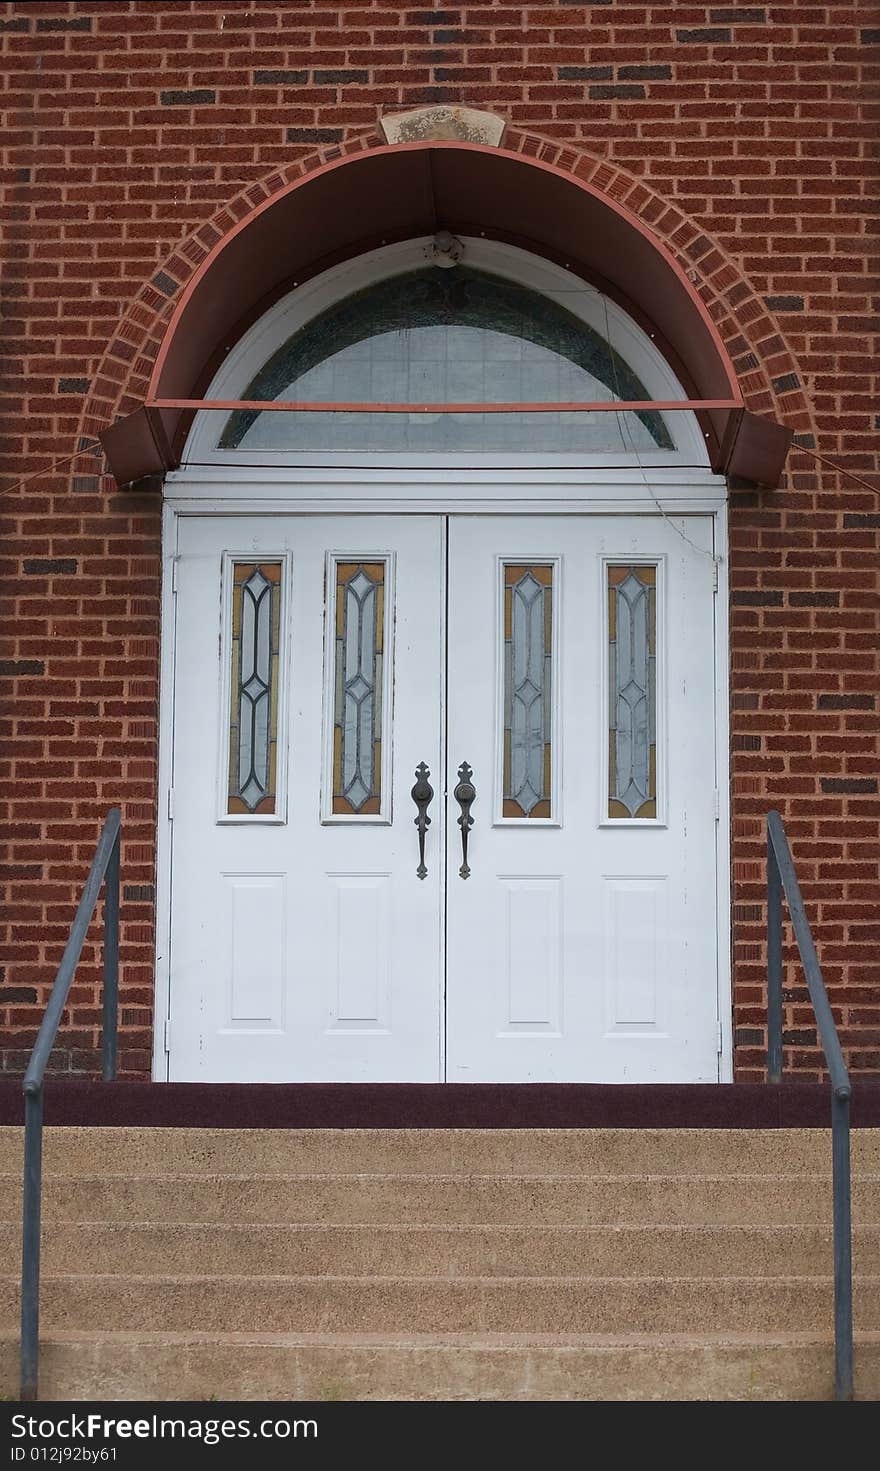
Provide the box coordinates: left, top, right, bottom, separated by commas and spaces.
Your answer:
874, 415, 880, 430
558, 66, 613, 81
0, 865, 41, 878
403, 86, 461, 104
820, 778, 878, 794
0, 660, 45, 676
733, 734, 762, 750
0, 987, 37, 1004
36, 16, 92, 31
792, 431, 816, 448
57, 378, 90, 394
254, 70, 308, 85
772, 372, 801, 393
0, 17, 29, 31
676, 28, 732, 43
121, 1008, 152, 1027
124, 884, 156, 903
788, 592, 840, 607
160, 90, 216, 106
711, 7, 766, 20
765, 295, 804, 311
817, 693, 875, 710
72, 476, 99, 494
618, 65, 673, 80
843, 513, 880, 529
783, 1029, 818, 1046
313, 70, 369, 85
433, 29, 464, 43
151, 272, 179, 297
23, 558, 78, 575
406, 10, 460, 22
731, 590, 784, 606
589, 84, 646, 100
735, 1027, 764, 1046
860, 30, 880, 43
286, 127, 344, 143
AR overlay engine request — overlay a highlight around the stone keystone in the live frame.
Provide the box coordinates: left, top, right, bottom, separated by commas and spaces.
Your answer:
379, 105, 506, 148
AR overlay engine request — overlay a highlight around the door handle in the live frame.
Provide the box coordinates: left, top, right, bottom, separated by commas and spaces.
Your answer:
453, 762, 476, 879
411, 762, 434, 879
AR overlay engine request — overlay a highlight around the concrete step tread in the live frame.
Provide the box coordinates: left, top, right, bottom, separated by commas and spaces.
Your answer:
8, 1271, 880, 1286
5, 1170, 877, 1183
2, 1328, 879, 1349
4, 1219, 879, 1237
2, 1125, 877, 1143
4, 1332, 877, 1400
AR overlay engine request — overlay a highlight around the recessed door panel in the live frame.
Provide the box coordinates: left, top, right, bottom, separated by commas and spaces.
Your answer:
602, 876, 666, 1031
327, 873, 392, 1031
499, 876, 563, 1032
224, 873, 286, 1028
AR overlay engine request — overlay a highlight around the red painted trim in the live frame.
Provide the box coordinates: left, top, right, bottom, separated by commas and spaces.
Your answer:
147, 141, 744, 407
151, 397, 741, 414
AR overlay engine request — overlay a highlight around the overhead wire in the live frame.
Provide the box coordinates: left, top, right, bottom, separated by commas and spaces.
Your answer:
600, 293, 724, 570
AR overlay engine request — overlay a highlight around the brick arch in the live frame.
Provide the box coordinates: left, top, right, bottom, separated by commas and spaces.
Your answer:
79, 125, 814, 462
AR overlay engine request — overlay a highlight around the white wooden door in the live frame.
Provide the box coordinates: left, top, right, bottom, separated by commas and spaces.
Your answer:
168, 515, 444, 1081
444, 515, 720, 1082
166, 511, 720, 1083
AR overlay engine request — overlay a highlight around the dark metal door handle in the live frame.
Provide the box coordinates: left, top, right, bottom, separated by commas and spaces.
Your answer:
411, 763, 434, 879
453, 762, 476, 879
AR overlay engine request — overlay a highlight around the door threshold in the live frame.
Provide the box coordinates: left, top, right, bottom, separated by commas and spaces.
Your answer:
1, 1080, 878, 1129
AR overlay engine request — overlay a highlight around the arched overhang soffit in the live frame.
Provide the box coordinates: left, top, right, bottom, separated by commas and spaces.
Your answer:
100, 124, 792, 488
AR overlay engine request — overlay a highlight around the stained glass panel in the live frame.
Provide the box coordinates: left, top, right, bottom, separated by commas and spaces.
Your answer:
219, 267, 674, 453
503, 564, 553, 818
227, 562, 282, 815
608, 564, 657, 819
332, 560, 385, 815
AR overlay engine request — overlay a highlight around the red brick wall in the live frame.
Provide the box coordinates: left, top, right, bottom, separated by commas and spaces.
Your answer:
1, 1, 878, 1082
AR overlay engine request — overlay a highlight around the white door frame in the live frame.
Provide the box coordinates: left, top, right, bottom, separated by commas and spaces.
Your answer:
153, 468, 732, 1082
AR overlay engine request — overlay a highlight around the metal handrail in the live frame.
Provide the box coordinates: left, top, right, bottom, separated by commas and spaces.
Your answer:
766, 808, 853, 1401
20, 808, 121, 1401
14, 805, 852, 1398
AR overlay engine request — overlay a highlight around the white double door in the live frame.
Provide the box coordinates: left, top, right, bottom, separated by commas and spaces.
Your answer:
166, 512, 721, 1083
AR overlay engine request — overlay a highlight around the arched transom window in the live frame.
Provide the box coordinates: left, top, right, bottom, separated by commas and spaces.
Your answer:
190, 239, 704, 463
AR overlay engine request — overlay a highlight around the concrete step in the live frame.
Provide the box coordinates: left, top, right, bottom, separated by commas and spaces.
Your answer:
3, 1273, 879, 1336
2, 1220, 879, 1280
2, 1329, 879, 1402
3, 1125, 878, 1401
1, 1125, 878, 1177
3, 1171, 878, 1226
